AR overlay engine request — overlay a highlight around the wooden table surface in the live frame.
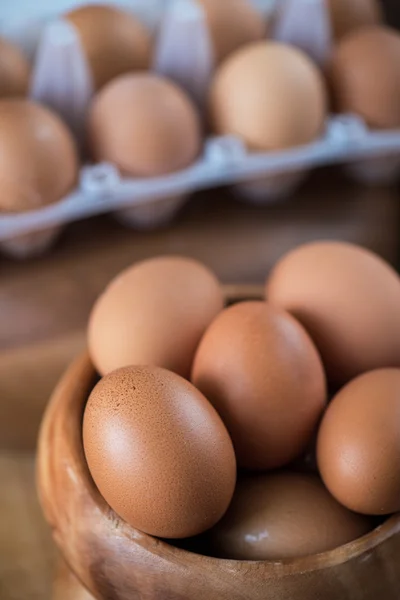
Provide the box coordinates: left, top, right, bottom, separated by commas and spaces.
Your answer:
0, 453, 54, 600
0, 172, 399, 599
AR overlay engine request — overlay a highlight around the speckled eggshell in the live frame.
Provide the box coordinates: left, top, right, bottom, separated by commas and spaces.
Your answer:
88, 74, 202, 177
192, 301, 327, 470
267, 241, 400, 386
66, 4, 152, 90
88, 256, 224, 378
317, 369, 400, 516
0, 99, 79, 212
207, 472, 373, 560
83, 365, 237, 539
0, 37, 30, 99
330, 26, 400, 129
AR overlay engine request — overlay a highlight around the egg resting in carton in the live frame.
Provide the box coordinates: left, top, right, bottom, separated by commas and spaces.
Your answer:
1, 0, 400, 259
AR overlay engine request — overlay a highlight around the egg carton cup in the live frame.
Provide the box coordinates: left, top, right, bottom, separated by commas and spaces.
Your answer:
26, 0, 332, 133
0, 226, 61, 259
0, 0, 170, 60
115, 194, 188, 230
345, 156, 400, 186
1, 0, 400, 255
272, 0, 333, 67
233, 172, 307, 205
2, 115, 400, 245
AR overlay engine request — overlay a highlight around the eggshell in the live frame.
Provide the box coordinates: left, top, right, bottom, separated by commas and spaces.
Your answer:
66, 4, 152, 90
196, 0, 266, 64
328, 0, 383, 40
88, 256, 223, 378
88, 73, 202, 176
318, 369, 400, 516
207, 472, 372, 560
0, 99, 79, 212
192, 301, 326, 470
209, 42, 327, 151
0, 37, 30, 99
83, 365, 236, 538
267, 241, 400, 385
330, 26, 400, 129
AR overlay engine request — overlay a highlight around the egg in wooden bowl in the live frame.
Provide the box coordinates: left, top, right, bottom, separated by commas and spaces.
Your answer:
37, 253, 400, 600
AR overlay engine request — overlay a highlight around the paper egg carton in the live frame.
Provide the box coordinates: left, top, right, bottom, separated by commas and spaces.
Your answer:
1, 0, 400, 259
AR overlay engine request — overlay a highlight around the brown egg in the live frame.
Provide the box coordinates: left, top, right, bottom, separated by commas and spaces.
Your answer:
88, 256, 223, 378
0, 37, 30, 98
196, 0, 266, 64
291, 432, 319, 474
209, 42, 327, 151
328, 0, 383, 40
192, 301, 326, 470
267, 241, 400, 386
88, 73, 202, 176
207, 472, 372, 560
66, 4, 152, 90
330, 26, 400, 129
0, 99, 78, 213
318, 369, 400, 516
83, 365, 236, 538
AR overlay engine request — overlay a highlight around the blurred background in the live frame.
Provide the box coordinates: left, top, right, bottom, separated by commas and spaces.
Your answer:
1, 0, 400, 598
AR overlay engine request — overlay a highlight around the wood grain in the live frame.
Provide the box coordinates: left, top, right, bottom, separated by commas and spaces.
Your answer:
0, 452, 55, 600
37, 352, 400, 600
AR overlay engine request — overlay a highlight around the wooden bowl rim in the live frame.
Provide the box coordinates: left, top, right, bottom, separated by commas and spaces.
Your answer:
37, 284, 400, 582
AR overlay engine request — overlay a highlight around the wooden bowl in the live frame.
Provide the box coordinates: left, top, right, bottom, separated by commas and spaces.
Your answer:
53, 558, 95, 600
37, 287, 400, 600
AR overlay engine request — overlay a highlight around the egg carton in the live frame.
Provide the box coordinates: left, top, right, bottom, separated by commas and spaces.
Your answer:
1, 0, 400, 259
